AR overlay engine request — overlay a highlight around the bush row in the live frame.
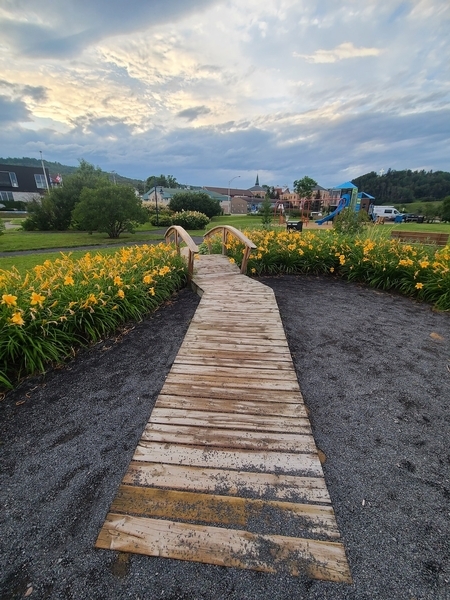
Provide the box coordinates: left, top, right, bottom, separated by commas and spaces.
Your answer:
149, 210, 210, 230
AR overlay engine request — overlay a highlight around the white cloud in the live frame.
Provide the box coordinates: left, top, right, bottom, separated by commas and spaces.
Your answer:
294, 42, 381, 63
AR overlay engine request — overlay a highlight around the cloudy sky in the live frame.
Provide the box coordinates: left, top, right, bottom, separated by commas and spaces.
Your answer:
1, 0, 449, 189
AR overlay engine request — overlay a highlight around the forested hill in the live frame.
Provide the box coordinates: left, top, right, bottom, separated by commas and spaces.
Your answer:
352, 169, 450, 204
0, 157, 144, 189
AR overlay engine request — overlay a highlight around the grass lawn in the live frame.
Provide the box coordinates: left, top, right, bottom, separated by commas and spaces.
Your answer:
391, 222, 450, 232
0, 248, 120, 273
0, 229, 164, 252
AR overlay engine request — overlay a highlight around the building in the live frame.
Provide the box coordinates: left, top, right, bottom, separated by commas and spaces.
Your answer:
247, 175, 266, 198
0, 164, 52, 204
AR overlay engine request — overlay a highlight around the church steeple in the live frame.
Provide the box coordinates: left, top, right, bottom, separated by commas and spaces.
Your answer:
255, 174, 259, 186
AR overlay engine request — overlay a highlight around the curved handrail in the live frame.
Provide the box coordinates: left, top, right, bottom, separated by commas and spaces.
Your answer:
203, 225, 257, 274
165, 225, 199, 280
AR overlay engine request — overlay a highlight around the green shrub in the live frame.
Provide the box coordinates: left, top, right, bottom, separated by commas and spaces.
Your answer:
172, 211, 210, 230
150, 213, 173, 227
333, 208, 370, 235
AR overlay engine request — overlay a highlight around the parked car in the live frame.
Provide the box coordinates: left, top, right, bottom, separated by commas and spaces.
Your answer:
402, 213, 425, 223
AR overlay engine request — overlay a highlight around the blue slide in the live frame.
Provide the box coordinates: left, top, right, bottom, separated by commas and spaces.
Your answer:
316, 196, 349, 225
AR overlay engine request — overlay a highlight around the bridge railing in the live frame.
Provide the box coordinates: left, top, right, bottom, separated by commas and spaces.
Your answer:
165, 226, 199, 281
203, 225, 257, 274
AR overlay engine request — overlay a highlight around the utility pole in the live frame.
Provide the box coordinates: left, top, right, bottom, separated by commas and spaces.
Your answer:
40, 150, 50, 192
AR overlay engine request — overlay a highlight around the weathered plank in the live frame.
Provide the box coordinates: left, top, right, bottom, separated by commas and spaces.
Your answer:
178, 341, 291, 354
133, 442, 324, 476
141, 423, 316, 452
160, 383, 305, 403
172, 355, 296, 372
155, 395, 307, 417
175, 348, 294, 363
164, 373, 299, 391
149, 407, 311, 432
110, 485, 340, 538
96, 514, 352, 582
123, 462, 331, 503
169, 364, 298, 382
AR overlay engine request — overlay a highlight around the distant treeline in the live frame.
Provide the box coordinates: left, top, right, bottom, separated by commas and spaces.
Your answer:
352, 169, 450, 204
0, 157, 145, 191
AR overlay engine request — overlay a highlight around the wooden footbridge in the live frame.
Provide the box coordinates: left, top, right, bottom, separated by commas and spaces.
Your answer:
96, 226, 351, 583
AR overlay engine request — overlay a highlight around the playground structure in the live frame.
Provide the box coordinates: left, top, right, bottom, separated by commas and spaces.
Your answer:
274, 181, 374, 225
316, 182, 361, 225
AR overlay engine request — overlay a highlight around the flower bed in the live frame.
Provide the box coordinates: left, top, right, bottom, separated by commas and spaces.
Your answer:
222, 229, 450, 311
0, 244, 187, 390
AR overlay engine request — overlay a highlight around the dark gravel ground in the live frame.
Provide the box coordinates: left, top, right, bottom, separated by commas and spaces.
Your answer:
1, 276, 449, 600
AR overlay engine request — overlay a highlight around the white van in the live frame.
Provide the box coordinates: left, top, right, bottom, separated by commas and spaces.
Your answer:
371, 206, 401, 221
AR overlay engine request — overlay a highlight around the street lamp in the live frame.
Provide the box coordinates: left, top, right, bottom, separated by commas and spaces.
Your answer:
228, 175, 240, 215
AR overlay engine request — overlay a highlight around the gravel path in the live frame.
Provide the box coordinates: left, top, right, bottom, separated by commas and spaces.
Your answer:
1, 276, 449, 600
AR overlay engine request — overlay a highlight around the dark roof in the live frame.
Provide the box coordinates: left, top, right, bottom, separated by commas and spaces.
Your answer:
204, 186, 253, 197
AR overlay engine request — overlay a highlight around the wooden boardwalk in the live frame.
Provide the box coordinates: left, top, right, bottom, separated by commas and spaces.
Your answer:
96, 255, 351, 582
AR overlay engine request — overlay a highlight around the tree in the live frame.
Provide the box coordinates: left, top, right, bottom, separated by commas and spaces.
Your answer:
72, 183, 148, 238
442, 196, 450, 222
146, 174, 180, 190
22, 159, 108, 230
168, 191, 221, 218
293, 176, 317, 201
260, 194, 273, 229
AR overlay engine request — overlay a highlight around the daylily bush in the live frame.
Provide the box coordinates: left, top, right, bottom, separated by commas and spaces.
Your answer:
0, 244, 187, 390
221, 228, 450, 311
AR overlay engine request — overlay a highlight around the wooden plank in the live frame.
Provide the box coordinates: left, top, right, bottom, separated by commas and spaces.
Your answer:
164, 374, 300, 392
181, 335, 289, 348
141, 423, 316, 452
149, 408, 311, 433
123, 462, 331, 503
172, 356, 296, 372
187, 324, 286, 334
178, 341, 291, 354
96, 514, 352, 582
187, 328, 288, 341
175, 348, 293, 363
133, 442, 324, 476
110, 485, 340, 538
159, 383, 305, 403
169, 364, 298, 381
155, 395, 307, 417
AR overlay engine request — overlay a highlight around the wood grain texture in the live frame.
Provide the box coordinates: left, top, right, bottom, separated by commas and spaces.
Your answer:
123, 462, 331, 503
96, 514, 352, 582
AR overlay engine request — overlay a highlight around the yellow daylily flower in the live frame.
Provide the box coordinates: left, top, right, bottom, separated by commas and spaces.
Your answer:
10, 312, 25, 326
2, 294, 17, 306
30, 292, 46, 306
